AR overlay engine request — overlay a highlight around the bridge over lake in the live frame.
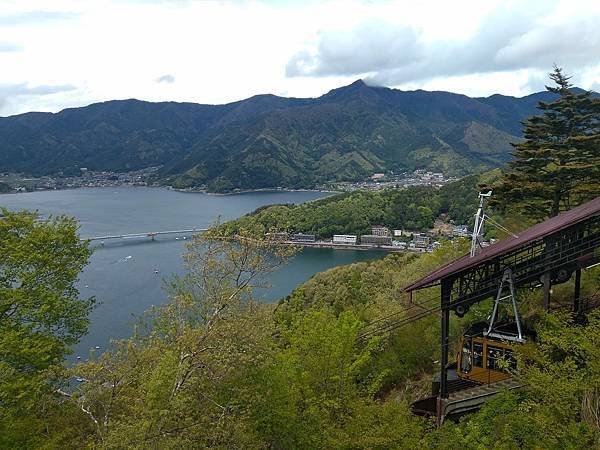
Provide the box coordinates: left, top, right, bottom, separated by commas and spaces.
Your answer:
84, 228, 207, 242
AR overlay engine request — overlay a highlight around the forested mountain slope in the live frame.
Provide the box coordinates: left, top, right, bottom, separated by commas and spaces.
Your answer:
0, 81, 565, 191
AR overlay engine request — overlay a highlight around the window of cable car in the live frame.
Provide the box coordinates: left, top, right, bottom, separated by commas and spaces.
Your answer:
486, 345, 504, 371
473, 342, 484, 368
460, 340, 472, 373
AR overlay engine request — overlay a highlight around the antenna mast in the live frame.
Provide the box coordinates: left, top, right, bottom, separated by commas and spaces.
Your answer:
470, 190, 492, 257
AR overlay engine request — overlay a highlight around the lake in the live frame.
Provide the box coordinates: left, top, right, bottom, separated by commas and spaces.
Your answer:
1, 187, 384, 359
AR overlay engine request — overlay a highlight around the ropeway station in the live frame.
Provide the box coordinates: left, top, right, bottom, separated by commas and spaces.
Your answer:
404, 196, 600, 425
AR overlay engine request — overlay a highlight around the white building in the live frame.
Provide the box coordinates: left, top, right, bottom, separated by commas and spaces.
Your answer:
333, 235, 357, 245
361, 235, 392, 246
292, 233, 316, 242
453, 225, 471, 238
371, 225, 390, 236
413, 233, 431, 248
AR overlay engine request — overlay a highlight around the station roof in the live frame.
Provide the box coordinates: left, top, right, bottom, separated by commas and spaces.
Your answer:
403, 196, 600, 292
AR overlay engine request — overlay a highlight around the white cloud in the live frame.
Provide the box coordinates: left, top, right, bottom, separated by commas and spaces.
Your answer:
0, 0, 598, 116
0, 42, 22, 52
286, 23, 422, 77
155, 74, 175, 84
0, 82, 78, 115
287, 1, 600, 89
0, 10, 79, 26
0, 82, 76, 96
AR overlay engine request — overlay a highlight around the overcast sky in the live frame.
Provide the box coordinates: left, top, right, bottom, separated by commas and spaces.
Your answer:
1, 0, 599, 116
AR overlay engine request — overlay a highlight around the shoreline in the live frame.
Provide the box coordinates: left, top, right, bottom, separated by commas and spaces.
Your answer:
2, 183, 341, 196
170, 186, 342, 196
282, 240, 427, 253
0, 183, 158, 196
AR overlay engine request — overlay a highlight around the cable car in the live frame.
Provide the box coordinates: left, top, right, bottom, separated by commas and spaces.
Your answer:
416, 320, 531, 420
455, 266, 532, 384
456, 321, 526, 384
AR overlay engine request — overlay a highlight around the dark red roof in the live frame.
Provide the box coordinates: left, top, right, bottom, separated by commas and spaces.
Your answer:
404, 197, 600, 292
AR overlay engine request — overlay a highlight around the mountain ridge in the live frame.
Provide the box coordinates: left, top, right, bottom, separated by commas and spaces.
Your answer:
0, 80, 573, 191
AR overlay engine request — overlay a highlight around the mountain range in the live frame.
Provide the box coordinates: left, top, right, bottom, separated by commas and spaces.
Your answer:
0, 80, 565, 192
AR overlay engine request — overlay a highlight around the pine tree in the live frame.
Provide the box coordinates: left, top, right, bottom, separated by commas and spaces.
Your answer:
495, 66, 600, 220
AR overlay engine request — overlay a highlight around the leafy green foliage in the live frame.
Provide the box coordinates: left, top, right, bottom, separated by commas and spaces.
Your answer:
247, 308, 429, 449
277, 240, 470, 396
3, 174, 600, 448
58, 229, 475, 448
0, 210, 92, 405
0, 209, 93, 448
71, 231, 293, 448
249, 309, 367, 447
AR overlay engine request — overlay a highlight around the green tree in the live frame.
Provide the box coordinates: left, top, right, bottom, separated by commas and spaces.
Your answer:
0, 209, 93, 447
248, 309, 369, 448
248, 307, 430, 449
73, 230, 294, 448
496, 66, 600, 220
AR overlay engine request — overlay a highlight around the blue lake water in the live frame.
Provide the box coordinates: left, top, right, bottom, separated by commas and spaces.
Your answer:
1, 187, 383, 359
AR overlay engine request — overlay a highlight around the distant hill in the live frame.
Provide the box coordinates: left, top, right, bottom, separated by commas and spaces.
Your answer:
216, 171, 503, 239
0, 80, 565, 192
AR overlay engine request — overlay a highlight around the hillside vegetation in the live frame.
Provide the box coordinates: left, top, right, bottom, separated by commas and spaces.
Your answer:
5, 222, 599, 448
219, 171, 501, 238
0, 81, 567, 192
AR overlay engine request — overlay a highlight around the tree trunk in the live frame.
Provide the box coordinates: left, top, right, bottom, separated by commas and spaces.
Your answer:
551, 190, 561, 217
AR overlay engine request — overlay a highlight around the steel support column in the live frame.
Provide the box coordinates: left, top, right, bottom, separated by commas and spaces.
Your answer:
574, 268, 582, 314
437, 280, 452, 426
542, 272, 551, 310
